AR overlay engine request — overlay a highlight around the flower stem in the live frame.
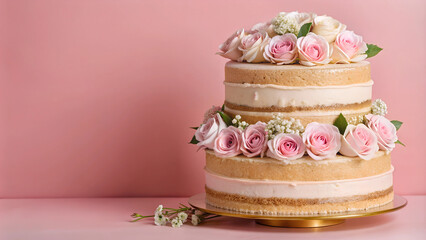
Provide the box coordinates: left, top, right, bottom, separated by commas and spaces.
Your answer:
130, 214, 155, 222
203, 215, 221, 220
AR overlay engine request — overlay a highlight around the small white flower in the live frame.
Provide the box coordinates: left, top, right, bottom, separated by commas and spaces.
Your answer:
232, 115, 249, 130
171, 217, 183, 228
154, 212, 168, 226
371, 99, 388, 116
155, 205, 163, 214
266, 115, 304, 140
177, 212, 188, 223
191, 215, 201, 226
348, 115, 365, 125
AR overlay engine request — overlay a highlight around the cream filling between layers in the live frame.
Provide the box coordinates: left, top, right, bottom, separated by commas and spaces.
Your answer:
224, 81, 373, 108
205, 167, 393, 199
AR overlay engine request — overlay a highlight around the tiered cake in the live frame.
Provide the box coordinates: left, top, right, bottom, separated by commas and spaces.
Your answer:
191, 12, 401, 215
205, 62, 392, 214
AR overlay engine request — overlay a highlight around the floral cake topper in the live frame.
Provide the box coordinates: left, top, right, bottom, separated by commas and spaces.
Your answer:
217, 12, 382, 66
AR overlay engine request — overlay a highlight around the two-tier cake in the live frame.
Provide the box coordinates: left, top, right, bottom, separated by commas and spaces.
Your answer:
191, 12, 403, 215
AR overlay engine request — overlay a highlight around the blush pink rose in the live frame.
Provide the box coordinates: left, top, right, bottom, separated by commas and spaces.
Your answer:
302, 122, 341, 160
203, 105, 222, 123
214, 126, 242, 157
340, 124, 379, 160
195, 113, 227, 150
331, 30, 368, 64
241, 122, 268, 157
217, 29, 245, 61
365, 114, 397, 152
263, 34, 298, 65
266, 133, 305, 161
238, 31, 269, 63
297, 32, 331, 66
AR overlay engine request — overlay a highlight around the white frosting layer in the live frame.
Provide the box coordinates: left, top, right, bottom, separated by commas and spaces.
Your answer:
205, 167, 393, 199
224, 106, 371, 117
224, 81, 373, 108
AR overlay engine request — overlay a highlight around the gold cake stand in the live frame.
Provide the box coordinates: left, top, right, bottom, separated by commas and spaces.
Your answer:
188, 193, 407, 228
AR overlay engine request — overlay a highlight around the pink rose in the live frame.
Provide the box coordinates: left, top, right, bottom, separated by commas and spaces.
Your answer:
302, 122, 341, 160
217, 29, 245, 61
238, 31, 270, 63
266, 133, 305, 161
365, 114, 397, 152
241, 122, 268, 157
297, 32, 331, 66
214, 126, 242, 157
331, 30, 368, 64
203, 106, 222, 123
263, 34, 298, 65
195, 113, 227, 150
340, 124, 379, 160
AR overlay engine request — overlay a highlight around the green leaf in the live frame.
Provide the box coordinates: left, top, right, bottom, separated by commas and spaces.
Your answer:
189, 135, 199, 144
333, 113, 349, 135
390, 120, 403, 131
366, 44, 383, 58
297, 22, 312, 38
395, 140, 406, 147
218, 111, 233, 126
221, 104, 225, 111
190, 126, 199, 130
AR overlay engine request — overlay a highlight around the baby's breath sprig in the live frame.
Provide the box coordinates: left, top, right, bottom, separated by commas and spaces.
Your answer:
131, 204, 220, 228
272, 12, 299, 35
371, 99, 388, 116
231, 115, 249, 130
266, 114, 304, 139
348, 115, 364, 125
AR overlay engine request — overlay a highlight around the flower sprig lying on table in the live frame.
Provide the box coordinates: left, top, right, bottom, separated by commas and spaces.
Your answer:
131, 204, 220, 228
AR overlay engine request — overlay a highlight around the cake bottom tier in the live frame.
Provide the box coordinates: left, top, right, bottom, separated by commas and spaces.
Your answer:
205, 168, 394, 215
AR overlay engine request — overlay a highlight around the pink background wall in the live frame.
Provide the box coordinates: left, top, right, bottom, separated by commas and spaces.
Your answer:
0, 0, 425, 198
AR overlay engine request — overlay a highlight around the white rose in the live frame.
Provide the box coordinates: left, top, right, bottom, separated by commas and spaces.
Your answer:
238, 31, 270, 63
250, 22, 276, 37
311, 15, 346, 43
295, 12, 316, 27
195, 113, 227, 150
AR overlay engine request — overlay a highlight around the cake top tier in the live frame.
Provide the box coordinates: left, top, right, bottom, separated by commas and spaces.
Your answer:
225, 61, 371, 86
217, 11, 382, 66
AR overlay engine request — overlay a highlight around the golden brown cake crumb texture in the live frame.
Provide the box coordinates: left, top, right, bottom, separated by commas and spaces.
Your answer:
206, 188, 393, 215
225, 61, 371, 86
205, 150, 391, 181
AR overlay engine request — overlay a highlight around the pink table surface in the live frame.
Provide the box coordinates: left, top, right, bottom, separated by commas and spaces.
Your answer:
1, 196, 425, 240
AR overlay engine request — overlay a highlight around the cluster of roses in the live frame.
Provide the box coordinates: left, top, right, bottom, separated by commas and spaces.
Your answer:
194, 108, 398, 162
218, 12, 376, 66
